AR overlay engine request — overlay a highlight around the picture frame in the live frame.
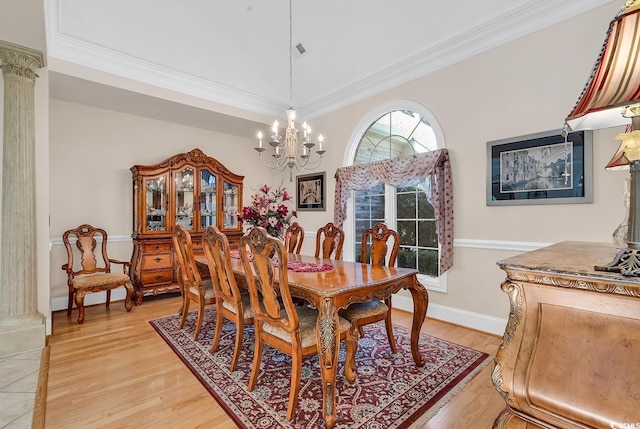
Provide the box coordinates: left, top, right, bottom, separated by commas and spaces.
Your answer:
296, 172, 326, 211
486, 129, 593, 206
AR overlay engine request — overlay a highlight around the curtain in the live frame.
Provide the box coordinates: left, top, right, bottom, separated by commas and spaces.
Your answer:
334, 149, 453, 273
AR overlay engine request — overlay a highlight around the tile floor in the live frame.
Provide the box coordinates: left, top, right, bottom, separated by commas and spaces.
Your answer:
0, 348, 41, 429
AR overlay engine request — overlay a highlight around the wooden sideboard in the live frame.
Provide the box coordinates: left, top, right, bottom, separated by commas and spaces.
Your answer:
492, 241, 640, 429
130, 148, 243, 304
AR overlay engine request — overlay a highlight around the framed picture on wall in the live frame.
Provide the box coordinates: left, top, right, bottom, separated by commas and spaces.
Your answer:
296, 172, 326, 211
486, 129, 593, 206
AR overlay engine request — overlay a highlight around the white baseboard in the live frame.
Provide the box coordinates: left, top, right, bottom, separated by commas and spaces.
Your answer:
392, 294, 507, 336
50, 288, 129, 312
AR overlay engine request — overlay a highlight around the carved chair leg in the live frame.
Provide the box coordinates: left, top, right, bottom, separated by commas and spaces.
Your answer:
106, 289, 111, 308
358, 325, 365, 338
287, 348, 302, 421
193, 299, 205, 341
74, 289, 87, 324
210, 303, 224, 354
230, 318, 244, 372
248, 327, 264, 392
123, 282, 133, 312
67, 290, 74, 316
344, 328, 357, 384
178, 298, 190, 329
384, 298, 397, 354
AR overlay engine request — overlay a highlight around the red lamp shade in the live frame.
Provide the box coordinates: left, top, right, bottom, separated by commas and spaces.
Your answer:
565, 0, 640, 131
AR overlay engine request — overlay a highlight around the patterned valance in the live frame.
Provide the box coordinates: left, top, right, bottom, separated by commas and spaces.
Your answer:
334, 149, 453, 273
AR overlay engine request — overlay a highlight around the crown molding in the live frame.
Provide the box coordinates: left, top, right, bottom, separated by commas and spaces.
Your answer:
45, 0, 615, 121
301, 0, 616, 119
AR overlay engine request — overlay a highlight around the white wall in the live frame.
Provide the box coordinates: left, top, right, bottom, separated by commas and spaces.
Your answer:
48, 100, 271, 309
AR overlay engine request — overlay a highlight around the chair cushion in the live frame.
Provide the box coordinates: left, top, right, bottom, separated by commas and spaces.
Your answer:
222, 292, 254, 319
263, 306, 351, 349
188, 279, 216, 300
72, 273, 129, 289
339, 300, 389, 321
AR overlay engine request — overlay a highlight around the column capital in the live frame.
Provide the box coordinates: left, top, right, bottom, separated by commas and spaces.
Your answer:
0, 40, 44, 80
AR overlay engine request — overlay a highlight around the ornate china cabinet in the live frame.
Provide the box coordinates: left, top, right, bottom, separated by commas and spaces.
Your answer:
492, 241, 640, 428
130, 148, 243, 303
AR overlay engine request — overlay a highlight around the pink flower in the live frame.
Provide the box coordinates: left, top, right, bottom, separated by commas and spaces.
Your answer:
268, 216, 278, 227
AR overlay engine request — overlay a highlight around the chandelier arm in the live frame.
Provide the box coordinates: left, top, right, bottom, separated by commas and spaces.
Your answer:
256, 151, 289, 171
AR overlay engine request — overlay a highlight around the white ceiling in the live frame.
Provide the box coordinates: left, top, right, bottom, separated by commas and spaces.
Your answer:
45, 0, 616, 138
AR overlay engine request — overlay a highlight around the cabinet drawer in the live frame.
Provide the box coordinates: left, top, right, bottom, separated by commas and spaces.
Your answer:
141, 253, 172, 269
145, 242, 172, 253
141, 269, 174, 286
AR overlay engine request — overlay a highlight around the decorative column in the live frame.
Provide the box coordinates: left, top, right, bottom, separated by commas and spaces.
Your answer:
0, 41, 45, 357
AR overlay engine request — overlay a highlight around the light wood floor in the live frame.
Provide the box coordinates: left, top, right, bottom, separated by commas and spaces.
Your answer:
45, 294, 505, 428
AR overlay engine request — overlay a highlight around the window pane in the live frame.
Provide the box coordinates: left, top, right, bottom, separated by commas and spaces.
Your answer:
397, 247, 417, 269
418, 249, 439, 277
354, 195, 369, 217
417, 192, 434, 218
355, 221, 370, 241
370, 195, 385, 219
398, 221, 416, 246
418, 220, 438, 247
396, 193, 416, 219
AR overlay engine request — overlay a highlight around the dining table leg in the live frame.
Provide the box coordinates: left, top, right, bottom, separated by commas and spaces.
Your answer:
316, 297, 340, 429
408, 278, 429, 367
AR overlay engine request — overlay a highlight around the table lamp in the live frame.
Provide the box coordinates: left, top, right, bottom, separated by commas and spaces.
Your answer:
565, 0, 640, 275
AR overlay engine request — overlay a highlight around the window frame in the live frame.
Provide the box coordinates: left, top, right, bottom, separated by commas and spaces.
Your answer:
342, 100, 448, 293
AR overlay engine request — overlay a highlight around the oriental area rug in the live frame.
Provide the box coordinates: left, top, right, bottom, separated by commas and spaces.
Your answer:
150, 308, 491, 429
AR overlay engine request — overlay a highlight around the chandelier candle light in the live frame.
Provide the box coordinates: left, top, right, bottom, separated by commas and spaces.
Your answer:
255, 0, 325, 181
565, 0, 640, 275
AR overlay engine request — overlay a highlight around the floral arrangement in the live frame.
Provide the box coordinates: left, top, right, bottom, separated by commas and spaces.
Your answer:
240, 184, 296, 238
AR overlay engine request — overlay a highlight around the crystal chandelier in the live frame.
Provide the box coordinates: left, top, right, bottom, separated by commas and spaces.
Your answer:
255, 0, 325, 181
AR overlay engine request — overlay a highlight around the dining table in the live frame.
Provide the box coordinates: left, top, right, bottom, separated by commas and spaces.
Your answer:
195, 252, 429, 429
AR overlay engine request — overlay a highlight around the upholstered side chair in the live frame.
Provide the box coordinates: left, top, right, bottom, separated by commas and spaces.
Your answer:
339, 222, 400, 353
202, 225, 254, 371
239, 227, 355, 421
172, 224, 215, 340
61, 224, 134, 324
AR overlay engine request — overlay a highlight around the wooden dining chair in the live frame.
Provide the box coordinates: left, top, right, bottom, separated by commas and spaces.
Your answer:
172, 224, 215, 340
284, 222, 304, 254
202, 226, 254, 371
314, 222, 345, 260
239, 227, 356, 421
61, 224, 134, 324
339, 222, 400, 353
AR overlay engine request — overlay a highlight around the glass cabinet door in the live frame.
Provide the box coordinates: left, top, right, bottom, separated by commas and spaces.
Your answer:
223, 181, 239, 229
174, 167, 194, 230
145, 175, 167, 232
199, 169, 217, 230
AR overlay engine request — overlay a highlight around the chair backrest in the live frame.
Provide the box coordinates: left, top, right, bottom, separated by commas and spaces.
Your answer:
315, 222, 344, 260
62, 224, 112, 275
284, 222, 304, 254
361, 222, 400, 267
202, 225, 243, 305
239, 227, 299, 334
172, 224, 202, 292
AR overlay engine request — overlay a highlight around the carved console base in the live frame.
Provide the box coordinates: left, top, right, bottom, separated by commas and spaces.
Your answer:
493, 242, 640, 428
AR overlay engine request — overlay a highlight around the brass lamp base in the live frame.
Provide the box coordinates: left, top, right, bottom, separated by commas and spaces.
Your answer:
595, 248, 640, 276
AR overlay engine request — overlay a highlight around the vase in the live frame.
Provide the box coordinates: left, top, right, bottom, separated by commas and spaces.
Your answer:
613, 177, 630, 249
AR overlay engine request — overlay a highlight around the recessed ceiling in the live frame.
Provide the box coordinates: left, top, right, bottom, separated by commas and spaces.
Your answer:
45, 0, 616, 135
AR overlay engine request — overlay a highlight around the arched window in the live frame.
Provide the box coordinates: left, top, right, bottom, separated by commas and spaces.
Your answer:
344, 101, 447, 292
